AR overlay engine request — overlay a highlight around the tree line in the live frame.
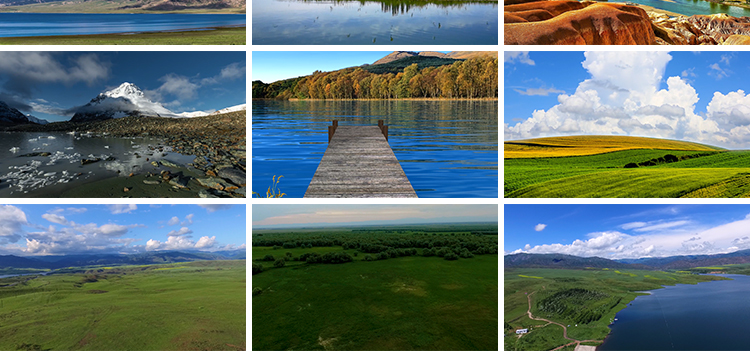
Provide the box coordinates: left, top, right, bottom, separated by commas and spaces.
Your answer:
253, 56, 498, 100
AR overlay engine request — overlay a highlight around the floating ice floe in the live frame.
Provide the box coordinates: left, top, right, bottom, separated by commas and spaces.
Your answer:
9, 147, 20, 153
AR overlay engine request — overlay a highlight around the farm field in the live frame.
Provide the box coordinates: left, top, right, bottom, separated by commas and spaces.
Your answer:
252, 226, 499, 351
504, 267, 725, 351
0, 260, 246, 351
504, 135, 750, 197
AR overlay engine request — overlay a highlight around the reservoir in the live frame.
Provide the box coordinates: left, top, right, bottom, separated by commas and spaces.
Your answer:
0, 13, 246, 38
252, 0, 498, 45
599, 274, 750, 351
252, 100, 498, 198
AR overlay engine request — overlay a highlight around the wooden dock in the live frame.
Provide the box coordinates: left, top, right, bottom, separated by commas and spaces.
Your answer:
304, 121, 417, 198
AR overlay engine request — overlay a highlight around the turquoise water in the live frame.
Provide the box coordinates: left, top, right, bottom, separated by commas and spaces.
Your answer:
599, 274, 750, 350
252, 0, 498, 44
628, 0, 750, 16
0, 13, 245, 37
252, 100, 498, 198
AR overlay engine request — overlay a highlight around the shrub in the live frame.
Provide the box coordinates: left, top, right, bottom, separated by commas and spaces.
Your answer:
444, 252, 459, 261
354, 252, 358, 256
252, 287, 263, 296
664, 154, 678, 163
262, 254, 275, 261
285, 252, 293, 258
363, 255, 374, 261
624, 163, 638, 168
252, 263, 264, 275
274, 259, 286, 268
422, 248, 435, 257
283, 242, 297, 249
273, 245, 282, 250
460, 250, 474, 258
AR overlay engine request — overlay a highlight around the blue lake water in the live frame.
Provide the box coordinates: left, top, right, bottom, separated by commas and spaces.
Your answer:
0, 13, 245, 37
628, 0, 750, 17
252, 100, 498, 198
252, 0, 498, 45
599, 274, 750, 351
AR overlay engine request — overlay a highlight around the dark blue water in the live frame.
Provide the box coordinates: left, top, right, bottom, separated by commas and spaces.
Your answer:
252, 100, 498, 198
628, 0, 750, 17
252, 0, 498, 45
599, 275, 750, 351
0, 13, 245, 37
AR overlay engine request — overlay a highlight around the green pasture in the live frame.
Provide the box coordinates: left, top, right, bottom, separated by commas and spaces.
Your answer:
504, 268, 726, 350
253, 253, 498, 351
0, 261, 245, 350
0, 27, 245, 45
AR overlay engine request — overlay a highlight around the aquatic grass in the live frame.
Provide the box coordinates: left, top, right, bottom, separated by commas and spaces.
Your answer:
253, 175, 286, 198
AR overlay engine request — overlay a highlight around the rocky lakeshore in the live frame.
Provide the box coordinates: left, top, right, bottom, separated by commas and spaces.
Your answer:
505, 0, 750, 44
4, 111, 246, 198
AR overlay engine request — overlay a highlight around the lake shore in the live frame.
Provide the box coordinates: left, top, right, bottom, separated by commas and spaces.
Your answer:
0, 25, 245, 45
5, 112, 246, 198
263, 97, 499, 101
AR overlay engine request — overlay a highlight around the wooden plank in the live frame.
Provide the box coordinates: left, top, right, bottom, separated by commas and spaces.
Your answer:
304, 125, 417, 198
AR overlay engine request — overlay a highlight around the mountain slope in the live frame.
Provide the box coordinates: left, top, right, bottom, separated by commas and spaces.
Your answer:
0, 250, 246, 270
505, 253, 651, 269
0, 101, 30, 126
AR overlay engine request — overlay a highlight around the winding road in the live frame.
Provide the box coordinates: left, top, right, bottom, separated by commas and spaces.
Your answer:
525, 291, 603, 351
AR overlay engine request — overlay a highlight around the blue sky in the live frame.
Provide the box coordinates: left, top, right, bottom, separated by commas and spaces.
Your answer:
0, 52, 246, 122
505, 204, 750, 259
505, 51, 750, 148
0, 204, 245, 256
252, 51, 449, 83
253, 204, 498, 228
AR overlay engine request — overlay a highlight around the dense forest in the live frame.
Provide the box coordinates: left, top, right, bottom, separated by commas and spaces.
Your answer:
252, 55, 498, 100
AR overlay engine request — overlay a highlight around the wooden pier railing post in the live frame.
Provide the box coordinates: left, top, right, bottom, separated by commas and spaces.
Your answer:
328, 120, 338, 143
378, 120, 388, 141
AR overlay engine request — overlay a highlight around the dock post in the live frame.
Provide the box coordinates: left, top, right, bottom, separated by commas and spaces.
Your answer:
378, 120, 384, 128
328, 120, 338, 143
382, 125, 388, 141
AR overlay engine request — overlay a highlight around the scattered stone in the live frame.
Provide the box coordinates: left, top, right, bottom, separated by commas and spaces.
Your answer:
217, 167, 246, 187
159, 159, 180, 168
81, 158, 101, 165
19, 152, 51, 157
143, 180, 160, 185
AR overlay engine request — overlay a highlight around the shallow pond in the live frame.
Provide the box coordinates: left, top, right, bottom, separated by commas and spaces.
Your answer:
252, 100, 498, 198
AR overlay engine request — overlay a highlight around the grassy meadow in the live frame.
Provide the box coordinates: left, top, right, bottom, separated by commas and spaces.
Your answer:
0, 26, 245, 45
504, 267, 726, 351
252, 227, 498, 351
504, 135, 750, 197
0, 260, 245, 351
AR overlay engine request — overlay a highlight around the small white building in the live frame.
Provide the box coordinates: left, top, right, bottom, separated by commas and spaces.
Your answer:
516, 329, 528, 334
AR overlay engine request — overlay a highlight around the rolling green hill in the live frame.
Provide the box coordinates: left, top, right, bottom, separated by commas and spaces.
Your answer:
504, 135, 750, 198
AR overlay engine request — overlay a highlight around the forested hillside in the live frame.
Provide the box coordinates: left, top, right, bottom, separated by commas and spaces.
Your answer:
252, 55, 498, 100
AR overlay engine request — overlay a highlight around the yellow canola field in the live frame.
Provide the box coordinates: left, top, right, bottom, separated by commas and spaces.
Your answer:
505, 135, 721, 159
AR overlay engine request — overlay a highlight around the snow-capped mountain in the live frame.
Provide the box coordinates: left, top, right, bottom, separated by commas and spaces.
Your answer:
27, 114, 49, 125
69, 82, 246, 122
70, 82, 177, 122
211, 103, 246, 115
0, 101, 30, 125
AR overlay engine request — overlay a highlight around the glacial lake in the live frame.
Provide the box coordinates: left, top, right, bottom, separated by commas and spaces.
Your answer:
0, 13, 246, 37
599, 274, 750, 351
0, 132, 195, 198
252, 100, 498, 198
252, 0, 498, 45
627, 0, 750, 17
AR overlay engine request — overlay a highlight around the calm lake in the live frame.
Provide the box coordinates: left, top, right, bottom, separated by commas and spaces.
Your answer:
0, 13, 245, 37
252, 100, 498, 198
627, 0, 750, 17
252, 0, 498, 45
599, 274, 750, 351
0, 132, 194, 198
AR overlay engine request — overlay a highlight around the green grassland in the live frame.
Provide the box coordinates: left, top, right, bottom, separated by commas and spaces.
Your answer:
253, 247, 497, 351
504, 135, 750, 198
504, 268, 726, 351
252, 227, 498, 351
0, 26, 245, 45
0, 260, 245, 350
690, 263, 750, 275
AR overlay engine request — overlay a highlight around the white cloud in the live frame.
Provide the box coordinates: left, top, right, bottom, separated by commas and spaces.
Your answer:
167, 216, 180, 226
146, 234, 215, 251
42, 213, 70, 226
534, 223, 547, 232
505, 51, 750, 148
621, 222, 647, 230
108, 204, 137, 214
22, 221, 135, 255
198, 204, 232, 213
167, 227, 192, 237
182, 214, 194, 226
0, 52, 109, 86
505, 52, 535, 65
0, 205, 27, 243
514, 86, 565, 96
195, 236, 216, 249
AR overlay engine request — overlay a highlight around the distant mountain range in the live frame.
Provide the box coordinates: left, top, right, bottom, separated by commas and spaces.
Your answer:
0, 0, 245, 12
0, 82, 245, 125
506, 250, 750, 270
0, 250, 246, 270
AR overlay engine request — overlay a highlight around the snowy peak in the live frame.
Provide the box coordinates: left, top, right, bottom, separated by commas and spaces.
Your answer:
211, 104, 246, 115
102, 82, 145, 99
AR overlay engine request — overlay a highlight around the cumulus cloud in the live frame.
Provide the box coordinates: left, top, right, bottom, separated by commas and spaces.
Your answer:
109, 204, 137, 214
0, 205, 27, 244
505, 51, 750, 148
42, 214, 70, 226
534, 224, 547, 232
198, 204, 233, 213
195, 236, 216, 249
22, 221, 135, 255
146, 235, 216, 251
514, 86, 565, 96
147, 62, 245, 104
167, 216, 180, 226
505, 52, 535, 65
167, 227, 192, 237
